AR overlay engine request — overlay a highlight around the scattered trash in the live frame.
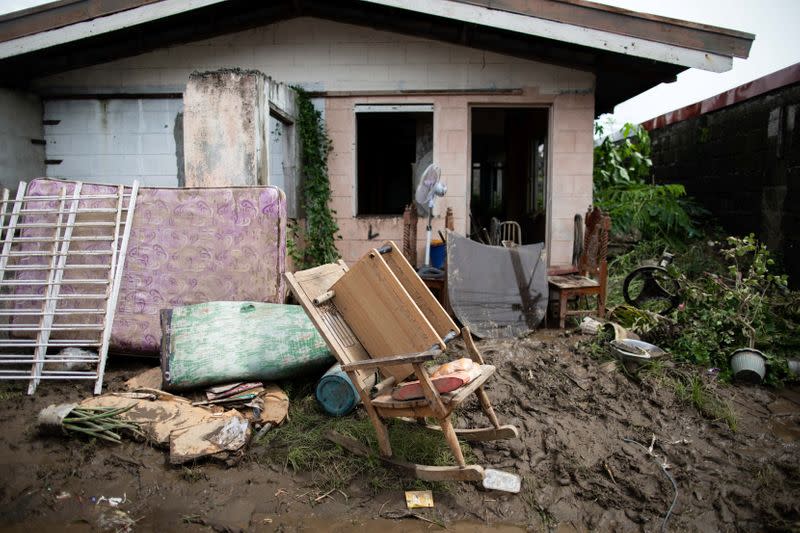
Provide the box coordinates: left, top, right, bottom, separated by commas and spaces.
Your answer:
580, 316, 603, 335
405, 490, 434, 509
206, 382, 263, 401
95, 507, 135, 532
482, 468, 522, 493
316, 363, 361, 417
611, 339, 666, 364
78, 390, 257, 463
54, 491, 71, 500
95, 494, 127, 507
38, 403, 142, 444
730, 348, 767, 383
48, 348, 96, 372
160, 301, 333, 390
169, 412, 251, 465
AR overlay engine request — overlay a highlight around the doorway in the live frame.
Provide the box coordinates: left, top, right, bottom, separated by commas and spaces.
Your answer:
470, 107, 548, 245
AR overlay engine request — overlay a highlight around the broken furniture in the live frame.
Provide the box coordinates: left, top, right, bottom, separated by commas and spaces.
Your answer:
548, 206, 611, 329
446, 231, 547, 338
24, 179, 286, 353
285, 241, 518, 482
0, 180, 139, 394
160, 301, 333, 391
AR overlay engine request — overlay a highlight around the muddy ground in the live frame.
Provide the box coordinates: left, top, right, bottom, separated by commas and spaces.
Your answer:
1, 330, 799, 532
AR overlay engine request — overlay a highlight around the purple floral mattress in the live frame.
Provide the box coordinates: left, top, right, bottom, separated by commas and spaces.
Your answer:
16, 179, 286, 354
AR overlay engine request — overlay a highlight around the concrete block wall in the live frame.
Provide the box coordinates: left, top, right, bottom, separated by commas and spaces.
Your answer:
650, 83, 800, 286
325, 90, 594, 266
43, 98, 182, 187
0, 89, 44, 190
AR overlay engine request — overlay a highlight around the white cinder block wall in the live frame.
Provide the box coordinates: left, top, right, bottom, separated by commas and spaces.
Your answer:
32, 17, 595, 267
43, 98, 183, 187
0, 89, 44, 191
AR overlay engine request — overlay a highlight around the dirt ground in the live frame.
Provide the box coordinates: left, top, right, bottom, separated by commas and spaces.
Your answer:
1, 330, 799, 532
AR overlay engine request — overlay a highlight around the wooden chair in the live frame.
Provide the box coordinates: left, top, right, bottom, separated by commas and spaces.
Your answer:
285, 241, 518, 482
548, 207, 611, 328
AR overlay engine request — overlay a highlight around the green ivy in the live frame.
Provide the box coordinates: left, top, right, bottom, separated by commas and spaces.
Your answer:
290, 87, 340, 269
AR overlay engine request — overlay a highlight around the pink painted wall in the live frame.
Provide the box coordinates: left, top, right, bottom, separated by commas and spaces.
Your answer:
324, 89, 594, 267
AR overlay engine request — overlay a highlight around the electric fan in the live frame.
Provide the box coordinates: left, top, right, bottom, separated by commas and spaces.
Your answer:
414, 163, 447, 277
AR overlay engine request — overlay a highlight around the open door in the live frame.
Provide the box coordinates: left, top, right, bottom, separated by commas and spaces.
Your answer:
470, 108, 548, 245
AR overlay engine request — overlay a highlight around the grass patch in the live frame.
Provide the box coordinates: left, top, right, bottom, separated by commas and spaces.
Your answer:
0, 383, 22, 401
670, 373, 737, 431
259, 390, 475, 493
640, 363, 737, 431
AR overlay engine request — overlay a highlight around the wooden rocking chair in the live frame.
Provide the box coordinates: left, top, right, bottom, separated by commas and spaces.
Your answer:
548, 206, 611, 328
285, 241, 518, 482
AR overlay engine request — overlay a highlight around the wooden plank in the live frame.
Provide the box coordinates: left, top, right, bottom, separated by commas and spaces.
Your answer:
397, 418, 519, 441
285, 264, 374, 389
380, 240, 458, 338
548, 274, 599, 289
331, 250, 443, 383
341, 350, 436, 371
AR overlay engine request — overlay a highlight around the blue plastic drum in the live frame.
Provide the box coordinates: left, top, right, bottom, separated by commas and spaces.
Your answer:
315, 363, 360, 416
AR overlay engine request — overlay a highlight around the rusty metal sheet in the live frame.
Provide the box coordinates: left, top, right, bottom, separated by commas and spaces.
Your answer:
446, 231, 547, 339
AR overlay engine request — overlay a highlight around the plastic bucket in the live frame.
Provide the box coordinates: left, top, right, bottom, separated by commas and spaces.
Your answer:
730, 348, 766, 384
430, 239, 446, 269
315, 363, 360, 416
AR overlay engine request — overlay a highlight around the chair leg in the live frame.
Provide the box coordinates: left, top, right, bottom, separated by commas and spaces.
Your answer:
559, 291, 568, 329
475, 386, 501, 429
439, 416, 466, 467
362, 402, 392, 457
598, 290, 607, 319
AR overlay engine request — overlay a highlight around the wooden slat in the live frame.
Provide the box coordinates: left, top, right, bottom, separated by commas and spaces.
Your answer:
548, 274, 599, 289
371, 364, 495, 409
379, 240, 458, 338
325, 430, 485, 482
285, 263, 374, 389
331, 250, 443, 383
341, 350, 436, 371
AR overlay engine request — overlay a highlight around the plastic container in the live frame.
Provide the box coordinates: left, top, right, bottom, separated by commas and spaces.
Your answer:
429, 239, 446, 269
315, 363, 360, 416
730, 348, 766, 384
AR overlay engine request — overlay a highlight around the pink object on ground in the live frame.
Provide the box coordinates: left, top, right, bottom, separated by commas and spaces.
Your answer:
15, 179, 286, 354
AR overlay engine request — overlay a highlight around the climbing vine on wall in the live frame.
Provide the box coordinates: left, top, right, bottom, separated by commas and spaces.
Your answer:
290, 87, 340, 269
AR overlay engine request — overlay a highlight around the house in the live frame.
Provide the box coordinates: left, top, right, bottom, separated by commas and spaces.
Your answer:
642, 63, 800, 286
0, 0, 753, 268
